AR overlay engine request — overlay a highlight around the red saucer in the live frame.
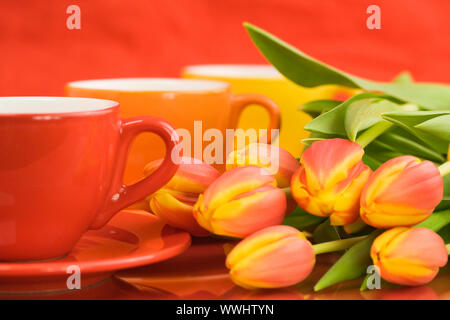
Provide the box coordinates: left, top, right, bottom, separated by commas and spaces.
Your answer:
116, 238, 305, 299
117, 238, 237, 298
0, 210, 191, 294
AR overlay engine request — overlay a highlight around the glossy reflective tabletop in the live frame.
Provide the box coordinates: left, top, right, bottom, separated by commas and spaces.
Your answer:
2, 237, 449, 300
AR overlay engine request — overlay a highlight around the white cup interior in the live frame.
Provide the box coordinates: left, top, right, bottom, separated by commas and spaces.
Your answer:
67, 78, 229, 92
183, 64, 283, 79
0, 97, 118, 114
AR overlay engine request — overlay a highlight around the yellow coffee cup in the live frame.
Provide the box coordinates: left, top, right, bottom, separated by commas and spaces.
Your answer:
183, 64, 357, 158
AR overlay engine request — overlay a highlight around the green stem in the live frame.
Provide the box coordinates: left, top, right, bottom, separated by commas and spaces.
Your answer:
312, 235, 367, 255
415, 209, 450, 232
282, 187, 293, 200
356, 122, 393, 148
439, 161, 450, 177
343, 219, 368, 234
447, 244, 450, 255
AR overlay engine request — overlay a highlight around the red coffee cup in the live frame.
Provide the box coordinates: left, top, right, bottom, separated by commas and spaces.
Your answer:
0, 97, 180, 261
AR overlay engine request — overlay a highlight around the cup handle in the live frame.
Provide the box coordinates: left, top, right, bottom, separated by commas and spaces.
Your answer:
89, 116, 180, 229
229, 94, 281, 144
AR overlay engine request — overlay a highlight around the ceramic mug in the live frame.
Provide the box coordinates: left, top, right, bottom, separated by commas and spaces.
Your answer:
0, 97, 180, 261
65, 78, 281, 182
182, 64, 358, 158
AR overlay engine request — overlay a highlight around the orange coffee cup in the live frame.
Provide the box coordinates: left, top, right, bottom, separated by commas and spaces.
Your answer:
65, 78, 280, 184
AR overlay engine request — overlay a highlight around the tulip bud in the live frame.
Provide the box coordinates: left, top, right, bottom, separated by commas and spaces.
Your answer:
144, 157, 220, 237
226, 225, 315, 289
226, 143, 300, 188
371, 227, 448, 286
291, 139, 371, 225
193, 166, 286, 238
360, 156, 443, 228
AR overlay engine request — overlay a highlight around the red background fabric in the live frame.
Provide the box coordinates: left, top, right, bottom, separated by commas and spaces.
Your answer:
0, 0, 449, 96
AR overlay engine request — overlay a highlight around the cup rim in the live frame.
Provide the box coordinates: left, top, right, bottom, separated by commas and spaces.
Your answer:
0, 97, 119, 117
182, 64, 284, 79
66, 77, 231, 94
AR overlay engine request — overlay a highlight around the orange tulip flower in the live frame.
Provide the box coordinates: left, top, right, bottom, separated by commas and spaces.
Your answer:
226, 225, 315, 289
371, 227, 448, 286
361, 156, 443, 228
291, 139, 371, 225
144, 157, 220, 236
226, 143, 300, 188
193, 166, 286, 238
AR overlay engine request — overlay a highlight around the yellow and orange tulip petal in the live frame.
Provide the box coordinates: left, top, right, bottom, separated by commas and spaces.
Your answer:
360, 156, 443, 228
149, 191, 209, 237
144, 156, 221, 195
193, 166, 286, 238
291, 138, 371, 225
226, 225, 315, 289
371, 227, 448, 286
226, 143, 300, 188
144, 157, 220, 236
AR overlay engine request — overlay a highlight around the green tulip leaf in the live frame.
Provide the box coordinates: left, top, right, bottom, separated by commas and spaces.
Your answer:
313, 220, 342, 243
359, 273, 371, 291
393, 71, 414, 84
377, 129, 446, 163
301, 137, 325, 146
282, 207, 325, 230
314, 230, 382, 292
299, 99, 341, 118
444, 174, 450, 201
382, 110, 450, 126
360, 272, 392, 292
362, 154, 383, 170
301, 132, 345, 147
244, 23, 450, 110
345, 98, 400, 141
382, 111, 450, 154
436, 174, 450, 211
244, 23, 360, 88
303, 101, 347, 136
415, 209, 450, 232
365, 129, 446, 163
364, 140, 404, 163
304, 92, 387, 136
415, 115, 450, 142
437, 224, 450, 243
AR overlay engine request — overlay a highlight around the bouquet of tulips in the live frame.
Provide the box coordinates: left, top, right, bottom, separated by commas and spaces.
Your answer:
144, 138, 449, 291
142, 23, 450, 292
